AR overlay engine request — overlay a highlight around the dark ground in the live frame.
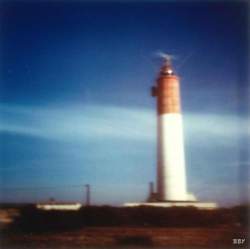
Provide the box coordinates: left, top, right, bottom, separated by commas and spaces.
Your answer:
0, 205, 249, 249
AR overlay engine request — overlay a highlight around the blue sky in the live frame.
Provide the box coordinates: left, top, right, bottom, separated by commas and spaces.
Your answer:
0, 1, 249, 206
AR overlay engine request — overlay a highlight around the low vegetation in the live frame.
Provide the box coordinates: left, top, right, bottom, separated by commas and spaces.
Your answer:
2, 204, 249, 233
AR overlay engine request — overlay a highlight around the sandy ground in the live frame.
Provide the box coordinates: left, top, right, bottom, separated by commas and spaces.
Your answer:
0, 207, 248, 249
1, 226, 248, 249
0, 209, 20, 229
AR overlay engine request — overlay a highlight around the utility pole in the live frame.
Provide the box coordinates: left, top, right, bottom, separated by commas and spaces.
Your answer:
85, 184, 90, 206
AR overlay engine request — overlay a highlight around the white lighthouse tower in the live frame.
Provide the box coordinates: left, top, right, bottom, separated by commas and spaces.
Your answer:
152, 55, 188, 201
125, 54, 217, 209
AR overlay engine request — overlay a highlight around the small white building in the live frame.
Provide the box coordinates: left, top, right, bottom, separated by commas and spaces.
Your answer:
36, 203, 82, 211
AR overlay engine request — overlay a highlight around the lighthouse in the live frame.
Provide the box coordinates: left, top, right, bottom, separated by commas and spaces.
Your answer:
124, 54, 217, 209
151, 55, 188, 201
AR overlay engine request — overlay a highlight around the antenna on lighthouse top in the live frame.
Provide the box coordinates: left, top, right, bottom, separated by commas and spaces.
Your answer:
156, 52, 175, 75
157, 52, 172, 65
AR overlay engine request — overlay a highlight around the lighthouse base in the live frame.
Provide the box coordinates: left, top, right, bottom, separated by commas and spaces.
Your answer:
124, 201, 217, 210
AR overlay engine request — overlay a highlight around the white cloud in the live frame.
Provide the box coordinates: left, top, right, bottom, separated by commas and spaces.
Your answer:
0, 104, 248, 144
184, 113, 249, 137
0, 104, 155, 142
